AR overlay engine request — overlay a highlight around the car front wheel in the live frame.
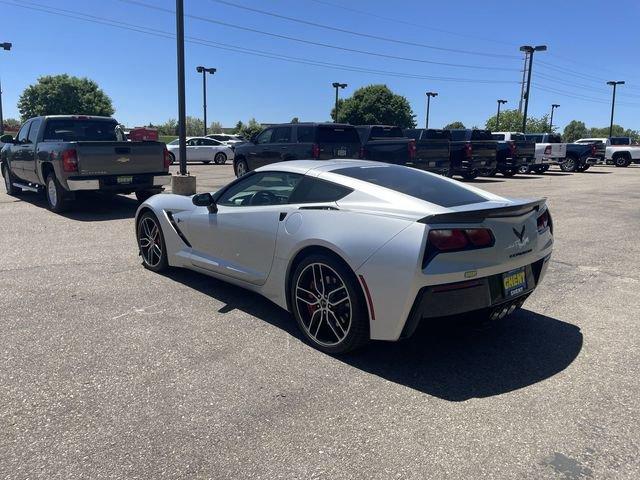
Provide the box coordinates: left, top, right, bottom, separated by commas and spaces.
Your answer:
45, 173, 69, 213
2, 164, 20, 196
235, 159, 249, 177
291, 254, 369, 354
137, 211, 168, 272
518, 165, 531, 174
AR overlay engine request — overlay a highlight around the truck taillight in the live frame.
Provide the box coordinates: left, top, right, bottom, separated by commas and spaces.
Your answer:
544, 145, 552, 155
464, 142, 473, 159
508, 141, 517, 156
359, 146, 367, 159
312, 143, 320, 159
62, 149, 78, 172
408, 140, 416, 159
163, 147, 172, 169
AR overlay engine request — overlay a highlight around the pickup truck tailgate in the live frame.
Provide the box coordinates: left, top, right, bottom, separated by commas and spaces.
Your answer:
362, 140, 411, 163
75, 141, 166, 176
471, 141, 497, 163
516, 141, 536, 159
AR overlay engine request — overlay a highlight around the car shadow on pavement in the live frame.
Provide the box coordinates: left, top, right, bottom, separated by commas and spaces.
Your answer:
14, 191, 139, 221
342, 310, 583, 401
580, 171, 612, 174
461, 178, 504, 184
163, 268, 582, 402
541, 172, 573, 176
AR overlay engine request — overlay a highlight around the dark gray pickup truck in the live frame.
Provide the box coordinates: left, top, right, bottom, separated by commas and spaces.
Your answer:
1, 115, 171, 212
355, 125, 416, 164
404, 128, 450, 175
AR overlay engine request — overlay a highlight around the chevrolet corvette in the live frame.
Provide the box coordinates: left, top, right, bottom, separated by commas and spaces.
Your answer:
135, 160, 553, 353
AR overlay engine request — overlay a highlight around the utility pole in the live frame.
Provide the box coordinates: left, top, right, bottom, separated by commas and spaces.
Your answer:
496, 99, 507, 131
332, 82, 347, 122
520, 45, 547, 133
196, 66, 216, 136
607, 81, 625, 138
425, 91, 438, 129
549, 104, 560, 133
0, 42, 12, 135
518, 52, 528, 114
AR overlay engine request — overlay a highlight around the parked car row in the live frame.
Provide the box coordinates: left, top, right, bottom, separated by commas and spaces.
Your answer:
229, 122, 620, 180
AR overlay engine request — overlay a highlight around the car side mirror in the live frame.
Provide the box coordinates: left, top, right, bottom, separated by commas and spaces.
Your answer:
192, 192, 217, 213
0, 134, 14, 144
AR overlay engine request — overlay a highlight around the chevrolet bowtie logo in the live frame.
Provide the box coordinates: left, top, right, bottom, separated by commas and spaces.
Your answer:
512, 225, 526, 242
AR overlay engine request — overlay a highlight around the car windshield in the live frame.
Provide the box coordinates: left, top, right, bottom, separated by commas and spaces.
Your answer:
43, 119, 119, 142
168, 139, 179, 145
333, 165, 487, 207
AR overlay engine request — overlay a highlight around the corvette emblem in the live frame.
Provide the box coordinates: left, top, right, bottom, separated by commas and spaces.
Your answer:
116, 157, 130, 163
512, 225, 526, 242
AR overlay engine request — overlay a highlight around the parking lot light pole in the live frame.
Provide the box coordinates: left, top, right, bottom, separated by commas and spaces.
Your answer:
520, 45, 547, 133
171, 0, 196, 195
549, 104, 560, 132
0, 42, 12, 135
496, 99, 507, 131
425, 92, 438, 129
332, 82, 347, 123
196, 66, 216, 136
606, 81, 625, 138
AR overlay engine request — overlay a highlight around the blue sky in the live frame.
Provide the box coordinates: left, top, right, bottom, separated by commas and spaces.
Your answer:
2, 0, 640, 130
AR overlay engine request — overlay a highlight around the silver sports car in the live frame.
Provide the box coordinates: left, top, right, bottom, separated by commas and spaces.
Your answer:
135, 160, 553, 353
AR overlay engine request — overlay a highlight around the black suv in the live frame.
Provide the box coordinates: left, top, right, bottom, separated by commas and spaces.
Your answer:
233, 123, 361, 176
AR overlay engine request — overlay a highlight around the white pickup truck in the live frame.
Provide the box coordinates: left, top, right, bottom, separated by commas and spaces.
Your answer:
575, 137, 640, 167
523, 133, 567, 173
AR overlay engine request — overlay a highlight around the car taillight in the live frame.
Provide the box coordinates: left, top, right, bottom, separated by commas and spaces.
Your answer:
359, 146, 367, 159
428, 228, 494, 251
61, 149, 78, 172
408, 140, 416, 159
163, 147, 172, 169
508, 141, 517, 156
544, 145, 552, 155
312, 143, 320, 159
537, 209, 553, 234
464, 142, 473, 159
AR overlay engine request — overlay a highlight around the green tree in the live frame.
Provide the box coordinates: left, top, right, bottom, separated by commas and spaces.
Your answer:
562, 120, 588, 142
443, 121, 466, 129
209, 121, 223, 134
484, 109, 551, 133
234, 118, 263, 139
184, 116, 204, 136
333, 84, 416, 128
157, 119, 178, 136
17, 74, 114, 120
3, 118, 21, 132
290, 117, 299, 124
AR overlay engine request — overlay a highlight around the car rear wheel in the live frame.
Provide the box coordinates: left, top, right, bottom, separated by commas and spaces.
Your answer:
460, 170, 478, 180
502, 169, 517, 177
235, 159, 249, 177
518, 165, 531, 174
45, 173, 69, 213
614, 154, 630, 167
560, 156, 577, 172
2, 164, 20, 196
137, 211, 168, 272
214, 152, 227, 165
291, 254, 369, 354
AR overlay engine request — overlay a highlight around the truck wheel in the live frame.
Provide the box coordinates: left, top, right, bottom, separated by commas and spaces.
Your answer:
135, 189, 162, 203
214, 152, 227, 165
613, 154, 630, 167
235, 159, 249, 177
582, 164, 591, 171
2, 163, 21, 196
461, 170, 478, 181
560, 156, 577, 172
484, 169, 497, 177
45, 173, 70, 213
518, 165, 531, 174
502, 169, 517, 177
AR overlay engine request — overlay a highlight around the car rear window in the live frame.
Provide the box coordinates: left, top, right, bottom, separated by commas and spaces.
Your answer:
449, 130, 469, 141
334, 165, 487, 207
289, 177, 353, 203
510, 133, 526, 141
470, 130, 494, 141
492, 134, 505, 141
405, 129, 450, 141
548, 134, 562, 143
317, 126, 360, 144
525, 134, 543, 142
43, 119, 119, 142
610, 137, 630, 145
369, 126, 404, 138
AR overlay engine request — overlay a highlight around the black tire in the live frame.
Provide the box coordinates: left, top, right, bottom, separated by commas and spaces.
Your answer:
560, 155, 577, 172
135, 189, 162, 203
576, 165, 585, 172
541, 165, 550, 173
235, 158, 249, 177
290, 253, 369, 354
45, 173, 70, 213
137, 211, 169, 272
168, 152, 176, 165
613, 154, 630, 167
582, 164, 590, 171
484, 169, 497, 177
518, 164, 531, 174
461, 170, 478, 180
2, 163, 21, 196
531, 166, 544, 174
501, 169, 517, 177
214, 152, 227, 165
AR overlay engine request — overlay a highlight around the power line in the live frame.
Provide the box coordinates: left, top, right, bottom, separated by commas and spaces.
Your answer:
208, 0, 519, 59
115, 0, 519, 71
536, 83, 640, 108
1, 1, 518, 85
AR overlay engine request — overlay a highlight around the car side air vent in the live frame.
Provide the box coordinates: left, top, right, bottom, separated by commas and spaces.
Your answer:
165, 211, 192, 247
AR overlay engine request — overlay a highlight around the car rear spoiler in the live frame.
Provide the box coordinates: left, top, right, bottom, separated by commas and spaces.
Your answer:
419, 199, 545, 224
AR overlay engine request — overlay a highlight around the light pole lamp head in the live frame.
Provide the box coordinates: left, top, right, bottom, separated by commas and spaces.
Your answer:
0, 42, 11, 51
607, 80, 625, 86
332, 82, 347, 89
497, 99, 507, 105
197, 66, 216, 74
426, 91, 438, 98
519, 45, 547, 53
552, 104, 560, 108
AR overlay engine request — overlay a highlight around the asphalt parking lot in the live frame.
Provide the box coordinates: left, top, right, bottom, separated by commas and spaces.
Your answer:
1, 164, 639, 479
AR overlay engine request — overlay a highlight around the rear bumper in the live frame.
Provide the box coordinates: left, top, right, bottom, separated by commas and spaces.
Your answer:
401, 255, 551, 338
454, 158, 496, 172
67, 173, 171, 191
499, 157, 534, 169
540, 157, 566, 166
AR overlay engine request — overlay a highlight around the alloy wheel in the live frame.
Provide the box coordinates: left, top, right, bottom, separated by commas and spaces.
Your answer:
295, 262, 352, 347
138, 217, 163, 267
47, 178, 58, 208
236, 161, 247, 177
4, 168, 11, 193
